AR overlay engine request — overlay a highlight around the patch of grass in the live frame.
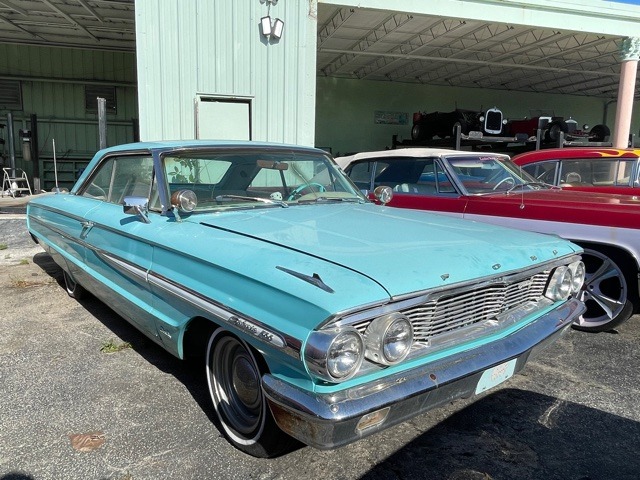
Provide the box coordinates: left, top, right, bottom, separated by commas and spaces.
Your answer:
10, 277, 47, 288
0, 243, 7, 250
18, 258, 29, 265
100, 339, 133, 354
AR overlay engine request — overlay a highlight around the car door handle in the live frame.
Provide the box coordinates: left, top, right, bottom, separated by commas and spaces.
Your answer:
80, 221, 94, 238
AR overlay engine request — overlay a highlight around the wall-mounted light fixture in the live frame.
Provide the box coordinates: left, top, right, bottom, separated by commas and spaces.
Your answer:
259, 0, 283, 40
271, 18, 284, 39
260, 16, 284, 40
260, 16, 272, 37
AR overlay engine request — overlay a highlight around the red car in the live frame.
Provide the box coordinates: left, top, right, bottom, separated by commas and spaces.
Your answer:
513, 147, 640, 196
336, 148, 640, 333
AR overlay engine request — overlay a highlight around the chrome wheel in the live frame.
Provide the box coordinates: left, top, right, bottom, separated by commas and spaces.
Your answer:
63, 270, 86, 300
207, 331, 264, 438
205, 328, 297, 457
573, 249, 633, 332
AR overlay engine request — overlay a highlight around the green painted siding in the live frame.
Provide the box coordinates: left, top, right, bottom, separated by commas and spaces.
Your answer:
0, 44, 138, 191
315, 76, 637, 156
135, 0, 317, 145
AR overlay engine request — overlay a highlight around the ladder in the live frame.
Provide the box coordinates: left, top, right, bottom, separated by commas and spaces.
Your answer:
2, 168, 32, 197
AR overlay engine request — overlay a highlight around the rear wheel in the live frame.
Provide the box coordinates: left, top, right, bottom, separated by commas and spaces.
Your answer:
412, 123, 432, 141
63, 270, 87, 300
206, 328, 296, 457
452, 120, 469, 137
572, 248, 634, 332
544, 120, 568, 143
589, 124, 610, 142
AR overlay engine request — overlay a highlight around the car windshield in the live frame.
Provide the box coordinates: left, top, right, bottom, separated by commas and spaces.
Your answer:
160, 149, 365, 211
444, 154, 547, 194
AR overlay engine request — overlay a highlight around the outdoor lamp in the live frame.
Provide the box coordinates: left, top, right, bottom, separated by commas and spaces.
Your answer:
272, 18, 284, 39
260, 16, 272, 37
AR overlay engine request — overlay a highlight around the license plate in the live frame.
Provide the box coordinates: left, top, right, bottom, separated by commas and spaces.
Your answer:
475, 358, 517, 394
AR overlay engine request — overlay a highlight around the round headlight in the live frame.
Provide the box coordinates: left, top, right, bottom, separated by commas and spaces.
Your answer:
545, 266, 573, 301
364, 313, 414, 365
327, 330, 364, 380
569, 261, 585, 294
304, 328, 365, 383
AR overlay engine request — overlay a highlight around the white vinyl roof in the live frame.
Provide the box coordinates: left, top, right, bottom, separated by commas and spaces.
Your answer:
0, 1, 636, 98
334, 147, 509, 169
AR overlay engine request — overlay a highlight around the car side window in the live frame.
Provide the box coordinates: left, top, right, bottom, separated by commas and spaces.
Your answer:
558, 159, 632, 186
522, 161, 558, 184
347, 161, 375, 190
81, 155, 154, 204
434, 161, 456, 193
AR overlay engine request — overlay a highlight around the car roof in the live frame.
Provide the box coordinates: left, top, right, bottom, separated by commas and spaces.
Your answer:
94, 140, 324, 156
335, 148, 509, 168
512, 147, 640, 165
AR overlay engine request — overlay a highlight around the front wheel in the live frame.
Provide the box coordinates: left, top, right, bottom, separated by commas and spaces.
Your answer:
206, 329, 296, 457
572, 248, 634, 332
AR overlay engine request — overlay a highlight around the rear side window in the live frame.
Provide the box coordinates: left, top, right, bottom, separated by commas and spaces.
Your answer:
558, 159, 634, 186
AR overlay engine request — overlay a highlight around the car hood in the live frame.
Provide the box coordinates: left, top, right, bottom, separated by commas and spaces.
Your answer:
196, 203, 579, 298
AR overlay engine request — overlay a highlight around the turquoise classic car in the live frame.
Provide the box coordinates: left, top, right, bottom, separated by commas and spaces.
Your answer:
27, 141, 586, 457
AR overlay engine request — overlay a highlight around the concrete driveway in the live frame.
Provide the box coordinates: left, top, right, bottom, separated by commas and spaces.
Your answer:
2, 215, 640, 480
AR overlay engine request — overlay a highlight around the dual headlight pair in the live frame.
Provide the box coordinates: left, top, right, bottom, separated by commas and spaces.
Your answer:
304, 313, 413, 383
544, 260, 585, 301
305, 260, 586, 384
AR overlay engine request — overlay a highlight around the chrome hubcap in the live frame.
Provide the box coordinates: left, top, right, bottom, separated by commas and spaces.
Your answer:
211, 335, 262, 435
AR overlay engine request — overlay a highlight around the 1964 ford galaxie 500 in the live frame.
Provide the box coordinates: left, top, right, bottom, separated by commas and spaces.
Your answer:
27, 141, 585, 457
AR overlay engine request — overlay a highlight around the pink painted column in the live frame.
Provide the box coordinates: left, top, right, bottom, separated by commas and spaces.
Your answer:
613, 37, 640, 148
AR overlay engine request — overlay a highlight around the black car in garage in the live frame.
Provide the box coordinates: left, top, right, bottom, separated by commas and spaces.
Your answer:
411, 107, 505, 141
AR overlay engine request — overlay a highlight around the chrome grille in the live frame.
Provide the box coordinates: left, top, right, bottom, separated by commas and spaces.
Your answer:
354, 271, 550, 344
485, 109, 503, 132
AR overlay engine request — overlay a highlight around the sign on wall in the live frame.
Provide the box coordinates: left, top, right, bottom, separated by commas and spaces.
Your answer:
374, 111, 409, 125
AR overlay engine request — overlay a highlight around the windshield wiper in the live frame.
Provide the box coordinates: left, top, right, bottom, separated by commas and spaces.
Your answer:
506, 182, 559, 193
297, 195, 365, 204
215, 194, 288, 208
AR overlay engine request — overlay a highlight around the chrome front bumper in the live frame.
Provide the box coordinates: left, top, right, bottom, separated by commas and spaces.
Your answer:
262, 298, 585, 450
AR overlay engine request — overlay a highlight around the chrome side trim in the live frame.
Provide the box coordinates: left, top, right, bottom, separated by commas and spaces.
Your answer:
146, 270, 301, 358
28, 215, 91, 250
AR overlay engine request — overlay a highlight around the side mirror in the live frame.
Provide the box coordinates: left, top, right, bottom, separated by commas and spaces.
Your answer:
123, 196, 150, 223
373, 186, 393, 205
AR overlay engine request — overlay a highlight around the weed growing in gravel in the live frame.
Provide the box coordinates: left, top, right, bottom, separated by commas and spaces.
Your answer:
18, 258, 29, 265
100, 339, 133, 353
0, 244, 7, 250
9, 277, 50, 288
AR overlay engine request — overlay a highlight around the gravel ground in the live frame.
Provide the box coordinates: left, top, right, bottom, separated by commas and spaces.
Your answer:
2, 215, 640, 480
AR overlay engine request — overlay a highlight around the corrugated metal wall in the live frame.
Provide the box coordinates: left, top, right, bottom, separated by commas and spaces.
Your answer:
135, 0, 317, 146
0, 44, 138, 191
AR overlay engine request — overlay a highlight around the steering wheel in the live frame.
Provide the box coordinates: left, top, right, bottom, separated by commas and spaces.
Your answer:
493, 177, 515, 191
86, 183, 107, 198
287, 183, 326, 201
